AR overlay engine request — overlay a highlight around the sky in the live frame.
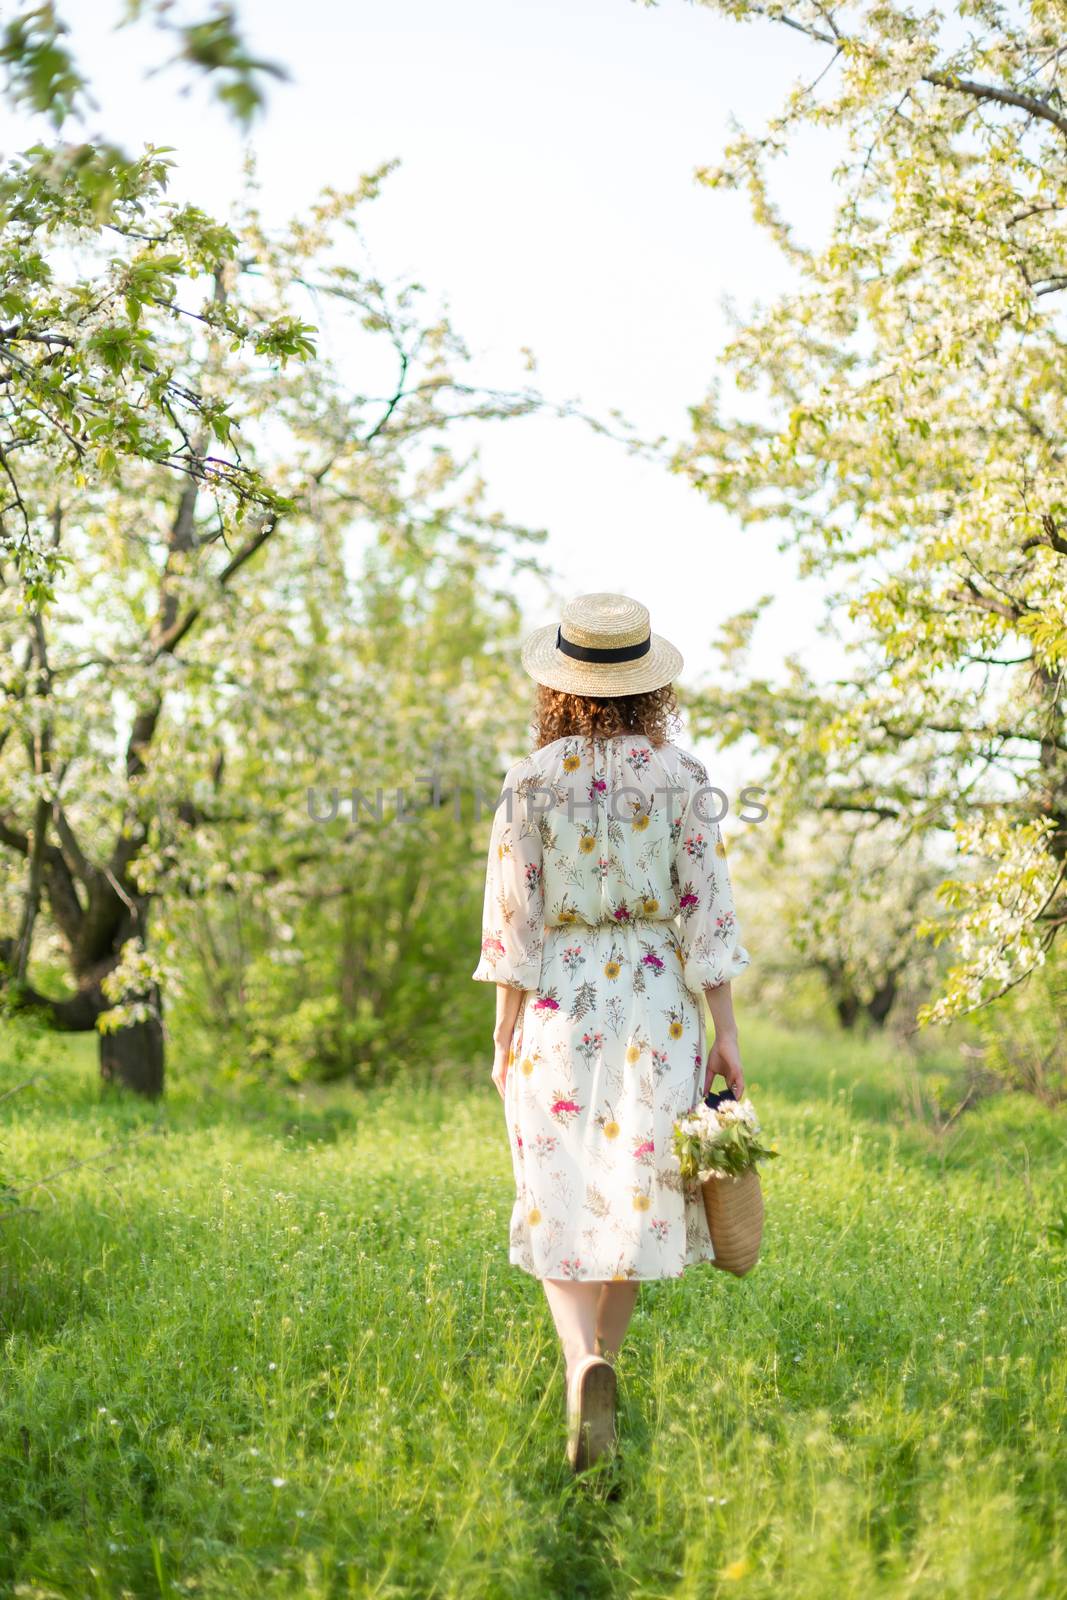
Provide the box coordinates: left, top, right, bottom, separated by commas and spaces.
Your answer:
2, 0, 846, 790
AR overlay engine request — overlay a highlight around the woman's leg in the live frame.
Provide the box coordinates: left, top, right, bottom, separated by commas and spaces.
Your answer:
542, 1279, 602, 1383
595, 1282, 640, 1362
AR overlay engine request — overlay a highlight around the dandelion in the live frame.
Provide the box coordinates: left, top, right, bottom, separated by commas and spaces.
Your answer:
721, 1556, 751, 1581
272, 1477, 287, 1489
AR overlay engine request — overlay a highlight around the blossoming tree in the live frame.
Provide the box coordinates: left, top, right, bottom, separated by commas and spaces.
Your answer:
675, 0, 1067, 1020
0, 7, 543, 1093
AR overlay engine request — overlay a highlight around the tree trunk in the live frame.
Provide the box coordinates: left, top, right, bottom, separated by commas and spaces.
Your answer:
0, 963, 166, 1097
822, 961, 860, 1029
834, 992, 861, 1030
99, 1002, 165, 1098
823, 958, 900, 1031
339, 885, 359, 1019
865, 973, 899, 1028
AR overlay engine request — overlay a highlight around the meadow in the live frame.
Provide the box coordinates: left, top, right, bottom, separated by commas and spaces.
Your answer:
0, 1017, 1064, 1600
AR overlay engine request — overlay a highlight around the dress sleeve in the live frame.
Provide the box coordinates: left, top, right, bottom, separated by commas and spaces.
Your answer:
472, 761, 545, 990
672, 763, 751, 994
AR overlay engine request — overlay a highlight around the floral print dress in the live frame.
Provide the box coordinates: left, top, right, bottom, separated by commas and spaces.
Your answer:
472, 733, 751, 1281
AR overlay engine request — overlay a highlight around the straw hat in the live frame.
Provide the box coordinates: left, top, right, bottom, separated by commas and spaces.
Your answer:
521, 592, 683, 698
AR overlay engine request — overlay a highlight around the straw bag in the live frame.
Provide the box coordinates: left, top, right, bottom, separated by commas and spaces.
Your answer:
702, 1167, 764, 1276
699, 1087, 765, 1277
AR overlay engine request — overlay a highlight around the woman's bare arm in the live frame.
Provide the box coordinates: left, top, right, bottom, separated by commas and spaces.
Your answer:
702, 980, 744, 1097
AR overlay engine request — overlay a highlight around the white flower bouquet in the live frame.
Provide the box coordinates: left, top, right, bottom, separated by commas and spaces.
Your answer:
672, 1090, 778, 1276
672, 1089, 778, 1182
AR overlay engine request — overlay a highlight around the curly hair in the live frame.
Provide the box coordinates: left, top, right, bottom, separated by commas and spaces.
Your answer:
532, 682, 681, 750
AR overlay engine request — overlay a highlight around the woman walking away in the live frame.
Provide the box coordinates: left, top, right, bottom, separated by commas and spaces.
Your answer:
473, 593, 750, 1473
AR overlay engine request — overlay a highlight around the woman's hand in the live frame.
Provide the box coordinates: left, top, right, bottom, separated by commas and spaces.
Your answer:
491, 1036, 512, 1100
491, 984, 524, 1101
704, 1031, 744, 1098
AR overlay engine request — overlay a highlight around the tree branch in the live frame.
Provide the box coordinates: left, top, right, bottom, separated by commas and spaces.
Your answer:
51, 800, 93, 884
947, 576, 1027, 621
923, 72, 1067, 140
150, 511, 279, 661
0, 946, 103, 1030
743, 11, 1067, 141
819, 797, 903, 821
0, 816, 28, 855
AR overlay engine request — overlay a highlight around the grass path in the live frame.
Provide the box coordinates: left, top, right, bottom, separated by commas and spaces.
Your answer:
0, 1019, 1064, 1598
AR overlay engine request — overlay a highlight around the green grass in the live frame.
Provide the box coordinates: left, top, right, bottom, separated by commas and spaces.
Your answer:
0, 1017, 1064, 1599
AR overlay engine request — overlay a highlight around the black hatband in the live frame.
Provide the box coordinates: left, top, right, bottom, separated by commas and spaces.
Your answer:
556, 627, 652, 664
